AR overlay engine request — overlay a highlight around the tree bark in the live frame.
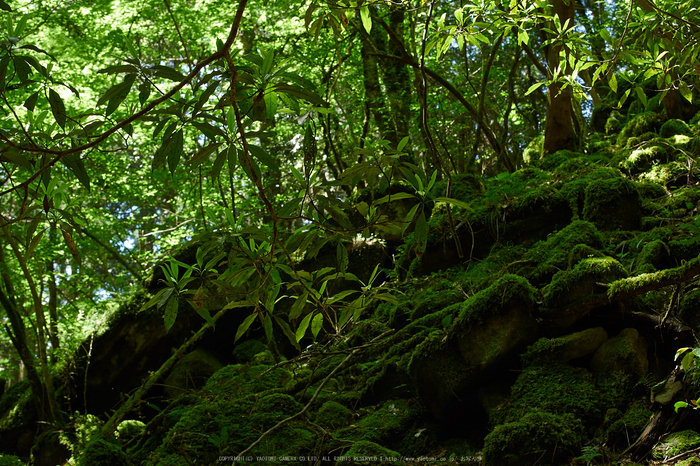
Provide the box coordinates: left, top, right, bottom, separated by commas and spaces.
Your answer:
542, 0, 578, 157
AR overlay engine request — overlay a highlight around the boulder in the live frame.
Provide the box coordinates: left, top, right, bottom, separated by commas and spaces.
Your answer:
163, 348, 225, 399
591, 328, 648, 379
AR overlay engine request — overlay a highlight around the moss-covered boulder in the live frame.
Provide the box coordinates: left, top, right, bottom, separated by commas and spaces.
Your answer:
525, 220, 605, 285
336, 440, 402, 465
583, 176, 641, 231
604, 402, 652, 449
590, 328, 648, 381
409, 275, 538, 419
521, 327, 608, 366
483, 410, 583, 466
0, 454, 23, 466
543, 257, 628, 327
660, 119, 693, 138
315, 401, 352, 430
77, 439, 129, 466
163, 348, 225, 399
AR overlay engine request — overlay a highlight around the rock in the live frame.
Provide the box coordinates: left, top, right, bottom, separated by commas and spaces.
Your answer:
652, 430, 700, 461
163, 348, 225, 399
543, 257, 628, 328
522, 328, 609, 366
409, 275, 538, 420
583, 176, 641, 231
590, 328, 648, 379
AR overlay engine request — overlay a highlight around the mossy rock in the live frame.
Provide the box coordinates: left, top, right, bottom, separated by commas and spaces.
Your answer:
605, 402, 652, 448
590, 328, 648, 381
638, 161, 689, 186
582, 176, 641, 231
680, 290, 700, 329
163, 348, 225, 399
78, 439, 130, 466
315, 401, 352, 429
623, 143, 670, 172
496, 364, 603, 427
543, 257, 627, 325
606, 110, 626, 135
537, 149, 587, 171
521, 328, 608, 367
660, 118, 693, 138
116, 420, 145, 443
616, 112, 664, 146
483, 410, 583, 466
652, 430, 700, 460
232, 339, 267, 363
635, 239, 669, 273
337, 440, 402, 464
334, 399, 419, 446
522, 134, 544, 165
526, 220, 605, 285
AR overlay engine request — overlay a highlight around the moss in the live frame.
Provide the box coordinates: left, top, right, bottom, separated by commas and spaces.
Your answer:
636, 181, 667, 200
652, 430, 700, 460
537, 149, 587, 171
568, 244, 606, 268
606, 110, 625, 135
496, 364, 602, 427
0, 455, 23, 466
634, 239, 668, 273
608, 257, 700, 298
315, 401, 352, 429
623, 143, 670, 172
522, 134, 544, 165
638, 161, 688, 186
231, 339, 267, 363
660, 118, 693, 138
525, 220, 605, 285
680, 290, 700, 329
616, 112, 664, 146
337, 440, 402, 464
78, 439, 130, 466
483, 410, 583, 466
253, 393, 304, 429
605, 402, 652, 448
543, 257, 627, 312
520, 337, 567, 367
334, 399, 419, 445
452, 274, 535, 330
582, 176, 640, 230
116, 420, 145, 443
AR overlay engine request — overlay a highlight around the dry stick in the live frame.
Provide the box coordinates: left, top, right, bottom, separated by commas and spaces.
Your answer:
233, 329, 395, 464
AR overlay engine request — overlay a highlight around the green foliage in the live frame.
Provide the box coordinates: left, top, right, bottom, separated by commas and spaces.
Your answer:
0, 455, 23, 466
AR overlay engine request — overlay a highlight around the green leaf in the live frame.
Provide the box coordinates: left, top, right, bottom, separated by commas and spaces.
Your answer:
235, 312, 257, 342
168, 129, 183, 174
210, 147, 228, 178
0, 1, 12, 11
680, 83, 693, 104
191, 301, 215, 328
608, 73, 618, 93
433, 197, 473, 211
138, 81, 151, 106
397, 136, 409, 152
97, 74, 136, 106
164, 295, 179, 332
61, 153, 90, 191
360, 6, 372, 33
248, 144, 279, 172
3, 150, 32, 171
274, 315, 300, 351
290, 292, 308, 320
98, 64, 139, 74
337, 242, 348, 273
274, 84, 326, 106
151, 64, 186, 82
13, 55, 32, 82
264, 85, 278, 121
263, 312, 273, 342
48, 89, 67, 129
296, 312, 314, 342
525, 81, 545, 96
311, 313, 323, 340
373, 192, 417, 205
635, 86, 647, 107
675, 401, 689, 413
262, 48, 274, 76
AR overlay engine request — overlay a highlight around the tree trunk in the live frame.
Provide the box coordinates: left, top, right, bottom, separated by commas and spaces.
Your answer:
542, 0, 578, 157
